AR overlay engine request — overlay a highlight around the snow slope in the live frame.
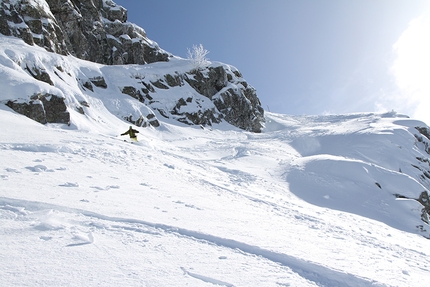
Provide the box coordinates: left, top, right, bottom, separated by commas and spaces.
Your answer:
2, 105, 430, 286
1, 36, 430, 286
0, 35, 253, 131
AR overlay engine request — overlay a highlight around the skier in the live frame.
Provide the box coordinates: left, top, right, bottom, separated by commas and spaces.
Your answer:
121, 126, 139, 141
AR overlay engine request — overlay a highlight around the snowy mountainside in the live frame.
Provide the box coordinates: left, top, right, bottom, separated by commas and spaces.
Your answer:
1, 1, 430, 284
0, 35, 264, 132
0, 0, 265, 132
1, 103, 430, 285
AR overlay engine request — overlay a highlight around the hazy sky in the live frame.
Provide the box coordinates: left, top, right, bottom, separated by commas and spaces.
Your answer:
114, 0, 430, 124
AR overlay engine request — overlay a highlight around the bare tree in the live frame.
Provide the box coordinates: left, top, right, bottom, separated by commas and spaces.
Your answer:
187, 44, 210, 71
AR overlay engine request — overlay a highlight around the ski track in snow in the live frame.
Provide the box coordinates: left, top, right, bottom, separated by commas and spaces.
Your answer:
1, 122, 430, 285
0, 197, 383, 287
181, 267, 235, 287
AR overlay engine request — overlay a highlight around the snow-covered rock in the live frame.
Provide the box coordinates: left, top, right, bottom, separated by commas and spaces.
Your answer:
0, 35, 264, 131
0, 0, 265, 132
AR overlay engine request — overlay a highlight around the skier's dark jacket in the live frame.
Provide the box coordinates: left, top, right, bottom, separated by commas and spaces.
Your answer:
121, 127, 139, 138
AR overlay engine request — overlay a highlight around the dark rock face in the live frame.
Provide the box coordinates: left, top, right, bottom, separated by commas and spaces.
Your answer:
89, 76, 107, 89
124, 113, 160, 128
395, 191, 430, 227
6, 93, 70, 124
25, 65, 54, 86
416, 126, 430, 154
214, 87, 264, 133
170, 96, 222, 127
184, 66, 264, 133
417, 191, 430, 224
0, 0, 170, 65
185, 66, 228, 99
118, 65, 264, 132
0, 0, 68, 54
396, 127, 430, 227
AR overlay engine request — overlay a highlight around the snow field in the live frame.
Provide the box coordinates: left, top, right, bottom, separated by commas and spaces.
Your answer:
1, 107, 430, 286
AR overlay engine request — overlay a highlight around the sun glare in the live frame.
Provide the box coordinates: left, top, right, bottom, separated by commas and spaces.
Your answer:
392, 11, 430, 124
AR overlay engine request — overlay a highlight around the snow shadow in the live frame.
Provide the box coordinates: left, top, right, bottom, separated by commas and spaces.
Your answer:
286, 156, 426, 235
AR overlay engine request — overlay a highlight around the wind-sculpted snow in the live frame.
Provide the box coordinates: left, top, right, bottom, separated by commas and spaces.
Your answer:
269, 112, 430, 233
287, 155, 425, 232
1, 104, 430, 285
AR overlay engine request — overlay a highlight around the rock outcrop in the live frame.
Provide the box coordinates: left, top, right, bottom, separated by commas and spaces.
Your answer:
6, 93, 70, 124
185, 67, 264, 132
0, 0, 170, 64
0, 0, 67, 54
393, 126, 430, 226
117, 64, 264, 132
0, 0, 265, 132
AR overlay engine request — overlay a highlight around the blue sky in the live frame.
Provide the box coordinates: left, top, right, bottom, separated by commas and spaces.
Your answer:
114, 0, 430, 124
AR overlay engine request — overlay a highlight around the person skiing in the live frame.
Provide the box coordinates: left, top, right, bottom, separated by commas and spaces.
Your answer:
121, 126, 139, 141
